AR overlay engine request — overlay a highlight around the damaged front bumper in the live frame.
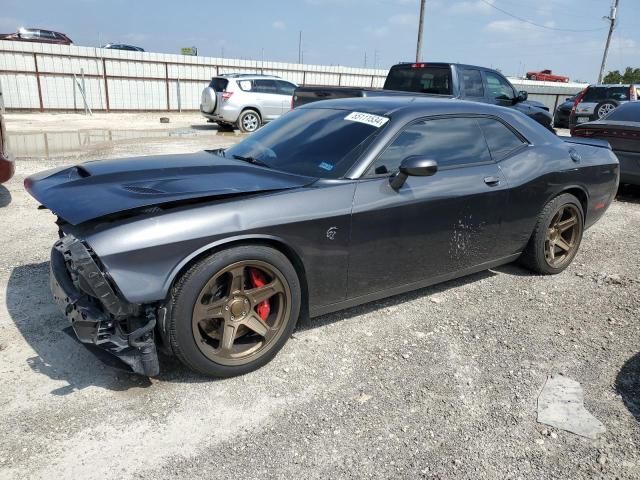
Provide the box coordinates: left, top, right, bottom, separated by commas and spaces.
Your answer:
50, 234, 160, 376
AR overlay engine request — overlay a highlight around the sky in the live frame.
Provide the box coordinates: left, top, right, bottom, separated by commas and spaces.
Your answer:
1, 0, 639, 82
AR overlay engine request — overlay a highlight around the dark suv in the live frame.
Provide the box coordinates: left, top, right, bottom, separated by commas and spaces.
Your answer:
569, 84, 639, 127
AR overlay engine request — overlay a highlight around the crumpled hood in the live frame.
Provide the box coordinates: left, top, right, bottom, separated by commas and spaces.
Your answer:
24, 151, 315, 225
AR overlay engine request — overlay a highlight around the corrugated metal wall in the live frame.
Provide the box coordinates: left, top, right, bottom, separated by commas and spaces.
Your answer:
0, 40, 586, 112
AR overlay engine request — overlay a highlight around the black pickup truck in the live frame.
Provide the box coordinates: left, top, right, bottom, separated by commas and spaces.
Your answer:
293, 62, 553, 130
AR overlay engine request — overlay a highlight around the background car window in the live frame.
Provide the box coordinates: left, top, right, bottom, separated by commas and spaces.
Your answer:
461, 69, 484, 97
608, 86, 629, 101
485, 72, 515, 101
209, 78, 229, 92
276, 81, 296, 96
583, 87, 606, 102
383, 66, 452, 95
477, 118, 526, 161
253, 79, 278, 94
238, 80, 253, 91
604, 102, 640, 121
367, 117, 492, 175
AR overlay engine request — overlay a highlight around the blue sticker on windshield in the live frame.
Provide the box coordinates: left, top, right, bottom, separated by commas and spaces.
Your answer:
319, 162, 334, 171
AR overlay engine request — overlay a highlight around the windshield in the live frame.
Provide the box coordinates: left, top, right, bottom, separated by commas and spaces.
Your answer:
223, 108, 387, 178
383, 66, 452, 95
603, 102, 640, 122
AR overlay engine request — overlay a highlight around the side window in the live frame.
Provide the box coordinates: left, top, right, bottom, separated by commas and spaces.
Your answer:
367, 117, 492, 175
253, 79, 278, 94
461, 69, 484, 97
608, 86, 629, 101
276, 81, 296, 96
238, 80, 253, 92
485, 72, 515, 101
477, 118, 526, 161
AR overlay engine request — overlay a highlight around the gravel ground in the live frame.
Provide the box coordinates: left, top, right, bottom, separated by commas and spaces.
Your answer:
0, 114, 638, 479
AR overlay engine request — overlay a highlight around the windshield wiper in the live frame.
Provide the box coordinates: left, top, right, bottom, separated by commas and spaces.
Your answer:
231, 154, 271, 168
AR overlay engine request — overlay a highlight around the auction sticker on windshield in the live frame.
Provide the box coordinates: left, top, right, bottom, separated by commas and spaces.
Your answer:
344, 112, 389, 128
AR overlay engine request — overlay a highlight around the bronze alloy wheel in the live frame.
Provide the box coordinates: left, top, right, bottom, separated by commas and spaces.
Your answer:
191, 260, 291, 366
544, 204, 582, 269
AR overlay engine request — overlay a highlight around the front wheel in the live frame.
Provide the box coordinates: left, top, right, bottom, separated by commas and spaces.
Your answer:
168, 245, 301, 377
519, 193, 584, 275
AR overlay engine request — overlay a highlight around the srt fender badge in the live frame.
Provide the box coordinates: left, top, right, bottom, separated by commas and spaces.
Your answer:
326, 226, 338, 240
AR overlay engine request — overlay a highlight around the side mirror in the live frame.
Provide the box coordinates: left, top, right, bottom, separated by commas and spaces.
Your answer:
516, 90, 528, 103
389, 156, 438, 190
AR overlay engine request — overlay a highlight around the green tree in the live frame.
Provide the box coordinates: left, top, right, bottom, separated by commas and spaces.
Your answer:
603, 70, 622, 84
603, 67, 640, 84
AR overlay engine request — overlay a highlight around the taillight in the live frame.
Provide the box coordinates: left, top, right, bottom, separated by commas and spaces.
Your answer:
222, 91, 233, 101
411, 63, 426, 68
630, 86, 637, 101
571, 89, 587, 114
572, 128, 592, 137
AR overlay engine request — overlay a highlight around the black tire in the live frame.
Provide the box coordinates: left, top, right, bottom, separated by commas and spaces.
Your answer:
168, 245, 301, 377
595, 100, 619, 119
519, 193, 584, 275
237, 109, 261, 133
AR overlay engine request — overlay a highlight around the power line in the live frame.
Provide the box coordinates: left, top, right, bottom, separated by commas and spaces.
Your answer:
479, 0, 606, 32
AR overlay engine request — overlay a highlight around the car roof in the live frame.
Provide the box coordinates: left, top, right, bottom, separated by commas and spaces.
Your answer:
298, 96, 512, 117
587, 84, 639, 88
217, 73, 282, 79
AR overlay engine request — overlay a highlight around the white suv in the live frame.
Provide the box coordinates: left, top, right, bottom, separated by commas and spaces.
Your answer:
200, 74, 297, 133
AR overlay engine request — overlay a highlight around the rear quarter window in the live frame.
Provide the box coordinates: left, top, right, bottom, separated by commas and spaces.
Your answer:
477, 118, 526, 161
209, 78, 229, 92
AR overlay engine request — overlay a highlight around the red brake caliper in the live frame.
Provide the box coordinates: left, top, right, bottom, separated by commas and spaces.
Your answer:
249, 268, 270, 321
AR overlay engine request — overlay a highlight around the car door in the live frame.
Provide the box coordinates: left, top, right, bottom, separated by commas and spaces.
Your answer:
347, 116, 509, 298
252, 79, 282, 120
483, 70, 517, 108
275, 80, 296, 114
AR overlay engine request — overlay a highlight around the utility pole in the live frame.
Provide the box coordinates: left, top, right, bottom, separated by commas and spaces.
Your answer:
598, 0, 619, 84
298, 31, 303, 64
415, 0, 426, 62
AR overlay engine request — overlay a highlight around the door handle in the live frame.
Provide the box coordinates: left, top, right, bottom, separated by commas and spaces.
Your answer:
483, 176, 501, 186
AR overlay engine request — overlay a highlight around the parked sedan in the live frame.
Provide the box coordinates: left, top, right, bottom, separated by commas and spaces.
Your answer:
101, 44, 145, 52
0, 113, 14, 183
0, 27, 72, 45
25, 98, 619, 378
572, 102, 640, 185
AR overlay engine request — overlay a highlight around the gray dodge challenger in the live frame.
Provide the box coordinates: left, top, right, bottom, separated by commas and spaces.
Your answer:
25, 97, 619, 377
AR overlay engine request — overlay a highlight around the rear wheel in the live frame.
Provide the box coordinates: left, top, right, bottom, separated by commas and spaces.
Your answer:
596, 100, 618, 119
520, 193, 584, 275
169, 245, 301, 377
237, 109, 261, 133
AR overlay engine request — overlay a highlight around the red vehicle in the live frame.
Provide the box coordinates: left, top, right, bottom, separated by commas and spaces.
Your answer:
0, 114, 14, 183
526, 70, 570, 83
0, 27, 73, 45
